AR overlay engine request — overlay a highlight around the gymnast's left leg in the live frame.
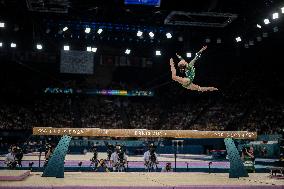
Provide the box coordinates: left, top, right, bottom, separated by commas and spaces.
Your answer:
188, 83, 218, 92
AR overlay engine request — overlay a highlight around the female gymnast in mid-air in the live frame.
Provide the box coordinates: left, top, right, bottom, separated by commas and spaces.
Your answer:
170, 45, 218, 92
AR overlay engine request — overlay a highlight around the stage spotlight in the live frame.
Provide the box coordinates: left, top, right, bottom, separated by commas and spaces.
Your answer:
11, 43, 16, 48
155, 50, 161, 56
85, 27, 91, 33
137, 30, 143, 37
97, 28, 103, 34
36, 44, 43, 50
0, 42, 2, 47
149, 32, 155, 38
0, 22, 4, 28
264, 19, 270, 24
63, 27, 68, 31
166, 32, 172, 39
272, 13, 279, 19
235, 37, 241, 42
281, 7, 284, 14
63, 45, 70, 51
186, 52, 192, 58
217, 38, 222, 44
91, 47, 97, 52
257, 24, 262, 28
205, 38, 211, 43
125, 49, 131, 55
86, 46, 92, 52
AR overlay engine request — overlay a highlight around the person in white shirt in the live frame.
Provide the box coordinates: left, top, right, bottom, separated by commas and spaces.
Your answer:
143, 143, 159, 172
5, 146, 17, 169
110, 145, 127, 172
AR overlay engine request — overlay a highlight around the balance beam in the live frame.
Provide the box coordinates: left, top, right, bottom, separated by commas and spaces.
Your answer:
33, 127, 257, 139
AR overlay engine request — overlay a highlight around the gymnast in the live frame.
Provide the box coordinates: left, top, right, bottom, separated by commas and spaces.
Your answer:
170, 46, 218, 92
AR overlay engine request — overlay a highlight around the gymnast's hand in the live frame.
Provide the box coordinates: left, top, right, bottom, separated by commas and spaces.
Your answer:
200, 45, 207, 52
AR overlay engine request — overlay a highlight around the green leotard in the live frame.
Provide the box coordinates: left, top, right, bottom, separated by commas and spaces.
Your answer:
182, 64, 195, 88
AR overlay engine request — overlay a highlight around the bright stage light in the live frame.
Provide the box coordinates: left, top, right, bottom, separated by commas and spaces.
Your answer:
272, 13, 279, 19
85, 27, 91, 33
97, 28, 103, 34
186, 52, 192, 58
91, 47, 97, 52
235, 37, 241, 42
125, 49, 131, 55
11, 43, 16, 48
63, 45, 70, 51
149, 32, 155, 38
36, 44, 42, 50
166, 32, 172, 39
257, 24, 262, 28
137, 30, 143, 37
86, 46, 92, 52
0, 42, 2, 47
63, 27, 68, 31
264, 19, 270, 24
155, 50, 161, 56
281, 7, 284, 14
0, 22, 5, 28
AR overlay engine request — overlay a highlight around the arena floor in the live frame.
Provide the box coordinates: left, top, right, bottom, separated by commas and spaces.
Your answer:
0, 171, 283, 189
0, 152, 208, 162
0, 153, 276, 171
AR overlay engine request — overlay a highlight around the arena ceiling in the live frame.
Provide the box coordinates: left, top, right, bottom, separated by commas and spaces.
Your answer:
1, 0, 282, 27
0, 0, 283, 53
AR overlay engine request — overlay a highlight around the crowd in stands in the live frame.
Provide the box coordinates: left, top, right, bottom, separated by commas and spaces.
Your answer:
0, 91, 283, 135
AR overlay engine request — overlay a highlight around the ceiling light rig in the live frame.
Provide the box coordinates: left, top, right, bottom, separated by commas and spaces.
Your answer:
240, 5, 283, 50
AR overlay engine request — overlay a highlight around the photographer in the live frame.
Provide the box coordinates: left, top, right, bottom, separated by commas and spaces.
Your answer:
4, 146, 17, 169
144, 143, 159, 172
4, 145, 23, 169
90, 145, 99, 169
95, 159, 110, 172
110, 145, 127, 172
161, 162, 173, 172
104, 141, 114, 163
14, 146, 23, 167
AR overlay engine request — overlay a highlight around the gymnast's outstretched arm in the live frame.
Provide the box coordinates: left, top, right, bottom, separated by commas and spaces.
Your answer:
188, 45, 207, 67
